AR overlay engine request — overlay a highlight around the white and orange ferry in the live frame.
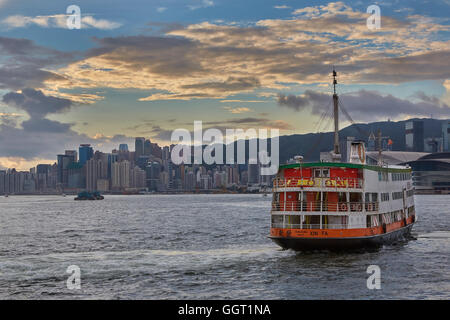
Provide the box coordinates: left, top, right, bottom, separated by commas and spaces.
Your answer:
269, 71, 416, 250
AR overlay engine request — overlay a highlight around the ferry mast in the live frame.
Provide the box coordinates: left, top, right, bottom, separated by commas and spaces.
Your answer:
332, 69, 340, 157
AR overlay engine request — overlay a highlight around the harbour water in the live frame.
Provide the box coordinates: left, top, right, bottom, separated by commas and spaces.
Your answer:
0, 194, 448, 299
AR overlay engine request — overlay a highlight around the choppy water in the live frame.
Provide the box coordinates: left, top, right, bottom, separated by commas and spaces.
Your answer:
0, 194, 448, 299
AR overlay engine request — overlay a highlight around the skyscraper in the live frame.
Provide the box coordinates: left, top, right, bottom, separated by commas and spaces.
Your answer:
442, 120, 450, 152
144, 139, 152, 156
86, 159, 99, 191
119, 144, 129, 152
65, 150, 78, 162
135, 137, 145, 159
57, 154, 76, 186
79, 144, 93, 166
146, 162, 161, 191
405, 120, 424, 152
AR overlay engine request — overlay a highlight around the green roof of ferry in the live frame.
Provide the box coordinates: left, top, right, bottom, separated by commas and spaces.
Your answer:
279, 162, 411, 173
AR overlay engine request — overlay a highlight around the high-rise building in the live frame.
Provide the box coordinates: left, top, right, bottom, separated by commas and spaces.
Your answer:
86, 159, 100, 191
405, 120, 424, 152
162, 146, 170, 160
248, 163, 260, 185
120, 160, 130, 189
0, 170, 5, 194
135, 137, 145, 160
119, 144, 129, 152
65, 150, 78, 163
442, 120, 450, 152
424, 137, 443, 153
57, 154, 75, 187
79, 144, 93, 166
67, 162, 84, 189
144, 139, 152, 156
146, 162, 161, 191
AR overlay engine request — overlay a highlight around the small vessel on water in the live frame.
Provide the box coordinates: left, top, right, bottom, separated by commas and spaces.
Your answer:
269, 70, 416, 250
74, 191, 104, 200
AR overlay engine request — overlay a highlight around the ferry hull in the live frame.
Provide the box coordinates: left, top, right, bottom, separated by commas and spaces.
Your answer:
270, 224, 414, 251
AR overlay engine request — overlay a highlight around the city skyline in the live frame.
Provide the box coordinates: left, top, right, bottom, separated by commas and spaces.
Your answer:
1, 0, 449, 170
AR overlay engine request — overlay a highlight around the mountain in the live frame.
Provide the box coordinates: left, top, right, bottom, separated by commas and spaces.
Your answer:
277, 118, 447, 163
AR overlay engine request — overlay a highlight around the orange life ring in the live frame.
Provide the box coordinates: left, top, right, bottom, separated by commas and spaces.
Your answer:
340, 203, 347, 211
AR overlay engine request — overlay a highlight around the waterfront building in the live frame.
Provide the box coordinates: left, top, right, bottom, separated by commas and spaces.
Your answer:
119, 144, 129, 152
67, 162, 85, 189
424, 137, 443, 153
96, 179, 110, 192
146, 162, 161, 191
86, 159, 99, 191
135, 137, 145, 160
405, 152, 450, 193
131, 166, 146, 189
162, 146, 170, 160
442, 120, 450, 152
120, 160, 131, 189
405, 120, 424, 152
79, 144, 93, 166
65, 150, 78, 163
57, 154, 75, 187
248, 163, 260, 185
144, 139, 152, 156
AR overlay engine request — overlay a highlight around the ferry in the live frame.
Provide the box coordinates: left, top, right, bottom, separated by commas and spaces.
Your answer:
269, 71, 416, 250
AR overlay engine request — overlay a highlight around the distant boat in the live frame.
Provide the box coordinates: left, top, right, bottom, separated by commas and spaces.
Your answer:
74, 191, 104, 201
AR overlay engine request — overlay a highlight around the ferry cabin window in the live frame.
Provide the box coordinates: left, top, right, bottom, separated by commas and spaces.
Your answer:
365, 193, 378, 202
313, 168, 330, 178
378, 171, 389, 181
271, 215, 283, 225
314, 169, 321, 178
302, 215, 321, 228
338, 192, 347, 202
381, 193, 390, 201
392, 192, 403, 200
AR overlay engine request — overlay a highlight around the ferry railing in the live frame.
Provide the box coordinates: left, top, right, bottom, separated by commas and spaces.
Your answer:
273, 177, 363, 189
271, 223, 350, 230
271, 201, 374, 212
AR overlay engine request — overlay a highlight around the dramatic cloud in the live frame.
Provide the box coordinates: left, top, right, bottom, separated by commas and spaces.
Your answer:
278, 89, 450, 122
2, 88, 73, 118
42, 2, 450, 103
0, 88, 132, 162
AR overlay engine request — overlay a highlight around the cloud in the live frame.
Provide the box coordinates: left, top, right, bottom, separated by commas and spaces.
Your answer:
274, 5, 291, 9
0, 36, 76, 92
41, 2, 449, 104
1, 14, 122, 30
188, 0, 214, 10
157, 7, 167, 13
2, 88, 73, 118
278, 89, 450, 122
0, 89, 104, 161
223, 106, 252, 114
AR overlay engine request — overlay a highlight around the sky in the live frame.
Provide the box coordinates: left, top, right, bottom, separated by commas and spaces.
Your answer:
0, 0, 449, 169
